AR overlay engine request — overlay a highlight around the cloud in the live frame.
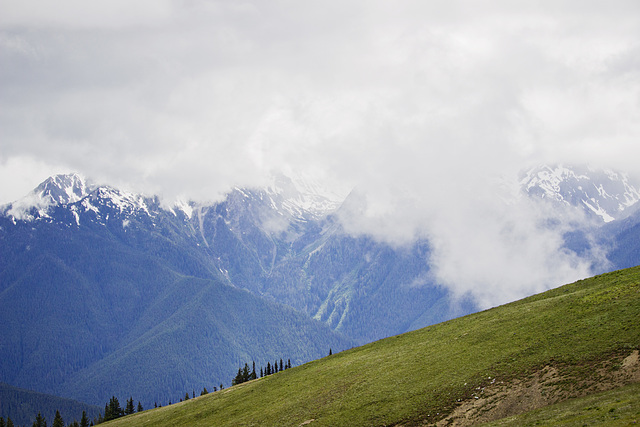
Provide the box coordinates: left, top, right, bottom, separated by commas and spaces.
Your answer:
1, 1, 639, 306
0, 156, 66, 206
425, 197, 597, 308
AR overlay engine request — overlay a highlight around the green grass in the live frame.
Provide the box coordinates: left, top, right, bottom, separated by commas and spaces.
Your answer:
105, 266, 640, 426
482, 382, 640, 426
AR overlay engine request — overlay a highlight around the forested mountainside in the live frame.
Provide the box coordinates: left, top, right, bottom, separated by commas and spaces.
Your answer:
0, 382, 101, 427
0, 205, 351, 407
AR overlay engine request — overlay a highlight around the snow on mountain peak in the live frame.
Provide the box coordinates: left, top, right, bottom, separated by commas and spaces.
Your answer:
38, 173, 93, 204
521, 164, 640, 222
5, 173, 94, 220
89, 186, 151, 216
3, 173, 154, 222
264, 173, 347, 220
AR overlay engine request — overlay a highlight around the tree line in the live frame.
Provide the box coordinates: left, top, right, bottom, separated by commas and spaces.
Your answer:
0, 409, 89, 427
1, 351, 322, 426
231, 358, 293, 386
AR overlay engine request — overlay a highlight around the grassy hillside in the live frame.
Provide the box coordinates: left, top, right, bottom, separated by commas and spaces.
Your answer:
105, 266, 640, 426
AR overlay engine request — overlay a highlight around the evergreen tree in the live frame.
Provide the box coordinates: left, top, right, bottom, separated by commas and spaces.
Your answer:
260, 367, 263, 378
287, 359, 292, 369
33, 412, 45, 427
280, 358, 283, 372
125, 396, 135, 415
192, 390, 195, 399
71, 421, 79, 427
201, 387, 208, 396
105, 396, 123, 421
232, 367, 242, 385
52, 410, 64, 427
242, 363, 250, 383
251, 361, 257, 380
274, 360, 278, 373
0, 416, 5, 427
213, 386, 217, 392
80, 411, 89, 427
5, 418, 12, 427
184, 392, 190, 401
266, 362, 271, 375
137, 401, 144, 413
329, 348, 332, 356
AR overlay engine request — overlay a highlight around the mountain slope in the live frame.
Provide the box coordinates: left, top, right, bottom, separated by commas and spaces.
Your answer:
62, 275, 352, 407
0, 382, 101, 427
600, 206, 640, 271
104, 266, 640, 426
191, 188, 468, 344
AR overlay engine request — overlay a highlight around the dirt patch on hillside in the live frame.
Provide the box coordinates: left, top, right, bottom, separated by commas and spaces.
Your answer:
621, 350, 639, 376
431, 349, 640, 427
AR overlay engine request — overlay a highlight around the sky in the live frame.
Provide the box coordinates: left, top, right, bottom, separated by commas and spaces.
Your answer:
2, 0, 640, 306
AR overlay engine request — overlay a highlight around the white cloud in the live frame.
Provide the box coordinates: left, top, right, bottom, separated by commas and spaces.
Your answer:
0, 0, 173, 29
0, 156, 66, 206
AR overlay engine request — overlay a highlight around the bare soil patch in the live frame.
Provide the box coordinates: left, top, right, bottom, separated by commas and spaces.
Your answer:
430, 349, 640, 426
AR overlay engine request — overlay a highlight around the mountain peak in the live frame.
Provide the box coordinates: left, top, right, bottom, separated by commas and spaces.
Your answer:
5, 173, 95, 220
3, 173, 152, 223
34, 173, 94, 205
263, 173, 347, 220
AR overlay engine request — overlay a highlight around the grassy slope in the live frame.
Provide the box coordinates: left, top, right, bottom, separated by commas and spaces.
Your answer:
105, 266, 640, 427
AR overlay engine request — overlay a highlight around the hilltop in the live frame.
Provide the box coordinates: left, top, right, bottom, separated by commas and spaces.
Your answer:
103, 265, 640, 426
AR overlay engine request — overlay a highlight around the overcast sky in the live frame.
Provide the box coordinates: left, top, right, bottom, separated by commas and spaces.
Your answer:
2, 1, 639, 306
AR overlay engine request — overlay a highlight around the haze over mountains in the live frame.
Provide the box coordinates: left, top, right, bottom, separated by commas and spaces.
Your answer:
1, 164, 640, 410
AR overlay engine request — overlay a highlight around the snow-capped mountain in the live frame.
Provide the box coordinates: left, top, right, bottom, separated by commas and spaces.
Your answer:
3, 173, 153, 222
244, 173, 346, 222
4, 173, 94, 220
3, 172, 345, 226
0, 172, 457, 343
521, 165, 640, 223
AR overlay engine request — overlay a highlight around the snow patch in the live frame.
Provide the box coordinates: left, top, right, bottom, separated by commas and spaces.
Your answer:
521, 164, 640, 222
173, 200, 194, 219
70, 205, 80, 225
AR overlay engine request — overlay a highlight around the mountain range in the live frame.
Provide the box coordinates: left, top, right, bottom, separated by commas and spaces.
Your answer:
1, 164, 639, 414
520, 164, 640, 223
